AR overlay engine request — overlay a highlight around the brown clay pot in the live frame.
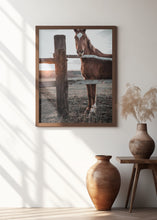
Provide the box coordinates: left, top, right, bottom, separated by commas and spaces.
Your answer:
129, 123, 155, 159
86, 155, 121, 211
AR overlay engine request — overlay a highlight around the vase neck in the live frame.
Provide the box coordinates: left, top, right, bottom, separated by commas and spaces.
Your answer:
137, 123, 147, 132
95, 155, 112, 161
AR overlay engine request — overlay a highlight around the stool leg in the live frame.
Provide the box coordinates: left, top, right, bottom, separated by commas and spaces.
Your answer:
129, 164, 140, 213
125, 165, 136, 208
152, 165, 157, 194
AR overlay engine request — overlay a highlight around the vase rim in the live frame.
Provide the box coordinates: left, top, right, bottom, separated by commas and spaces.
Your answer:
95, 155, 112, 160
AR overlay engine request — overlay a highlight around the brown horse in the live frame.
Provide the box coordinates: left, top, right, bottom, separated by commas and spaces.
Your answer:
74, 29, 112, 113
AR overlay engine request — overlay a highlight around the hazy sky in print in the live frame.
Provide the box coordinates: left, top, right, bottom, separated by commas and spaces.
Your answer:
39, 29, 112, 71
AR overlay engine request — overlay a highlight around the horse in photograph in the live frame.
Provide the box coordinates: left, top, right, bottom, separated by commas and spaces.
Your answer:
74, 29, 112, 114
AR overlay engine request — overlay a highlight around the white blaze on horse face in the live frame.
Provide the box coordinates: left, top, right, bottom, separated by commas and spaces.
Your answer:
77, 32, 83, 40
76, 32, 84, 56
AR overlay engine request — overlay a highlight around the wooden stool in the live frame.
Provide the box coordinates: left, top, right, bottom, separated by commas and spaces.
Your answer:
116, 157, 157, 213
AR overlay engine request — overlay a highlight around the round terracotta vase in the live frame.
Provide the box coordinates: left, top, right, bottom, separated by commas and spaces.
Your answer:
129, 123, 155, 159
86, 155, 121, 211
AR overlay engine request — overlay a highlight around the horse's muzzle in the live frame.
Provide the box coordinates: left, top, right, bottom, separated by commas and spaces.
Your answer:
77, 50, 84, 57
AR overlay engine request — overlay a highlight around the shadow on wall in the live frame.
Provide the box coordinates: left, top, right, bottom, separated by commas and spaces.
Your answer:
0, 118, 89, 206
0, 0, 91, 207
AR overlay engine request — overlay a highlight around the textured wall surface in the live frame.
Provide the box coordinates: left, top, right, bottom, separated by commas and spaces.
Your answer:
0, 0, 157, 207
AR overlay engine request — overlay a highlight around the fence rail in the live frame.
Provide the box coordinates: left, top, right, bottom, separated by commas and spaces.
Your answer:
39, 55, 79, 64
39, 58, 56, 64
40, 79, 111, 88
66, 55, 80, 58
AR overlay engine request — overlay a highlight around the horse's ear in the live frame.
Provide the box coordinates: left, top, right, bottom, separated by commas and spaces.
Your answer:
74, 29, 77, 33
82, 29, 86, 33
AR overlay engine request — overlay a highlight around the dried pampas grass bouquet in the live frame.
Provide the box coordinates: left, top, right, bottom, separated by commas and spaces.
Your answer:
121, 83, 157, 123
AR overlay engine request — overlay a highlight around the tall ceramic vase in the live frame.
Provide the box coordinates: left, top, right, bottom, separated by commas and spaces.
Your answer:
129, 123, 155, 159
86, 155, 121, 211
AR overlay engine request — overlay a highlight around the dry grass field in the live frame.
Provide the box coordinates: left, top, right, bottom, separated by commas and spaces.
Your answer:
39, 74, 112, 124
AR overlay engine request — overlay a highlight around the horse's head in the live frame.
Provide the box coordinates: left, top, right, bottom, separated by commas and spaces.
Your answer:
74, 29, 87, 57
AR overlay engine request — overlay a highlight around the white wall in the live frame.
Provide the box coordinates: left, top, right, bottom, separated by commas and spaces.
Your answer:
0, 0, 157, 207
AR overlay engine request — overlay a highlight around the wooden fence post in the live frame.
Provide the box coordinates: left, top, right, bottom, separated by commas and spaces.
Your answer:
54, 35, 68, 117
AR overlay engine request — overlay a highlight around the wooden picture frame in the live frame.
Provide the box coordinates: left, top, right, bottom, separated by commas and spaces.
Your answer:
36, 26, 117, 127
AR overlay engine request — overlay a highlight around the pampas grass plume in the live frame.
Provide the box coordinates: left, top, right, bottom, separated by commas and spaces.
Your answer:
121, 84, 157, 122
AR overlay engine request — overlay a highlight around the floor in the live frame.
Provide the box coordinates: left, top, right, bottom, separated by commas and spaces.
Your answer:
0, 208, 157, 220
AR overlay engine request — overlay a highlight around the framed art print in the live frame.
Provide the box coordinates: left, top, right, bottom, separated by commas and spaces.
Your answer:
36, 26, 117, 127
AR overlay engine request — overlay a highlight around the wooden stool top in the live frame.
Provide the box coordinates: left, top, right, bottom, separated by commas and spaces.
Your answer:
116, 157, 157, 164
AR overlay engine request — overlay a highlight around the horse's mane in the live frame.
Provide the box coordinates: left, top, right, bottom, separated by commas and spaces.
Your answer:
86, 36, 112, 58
